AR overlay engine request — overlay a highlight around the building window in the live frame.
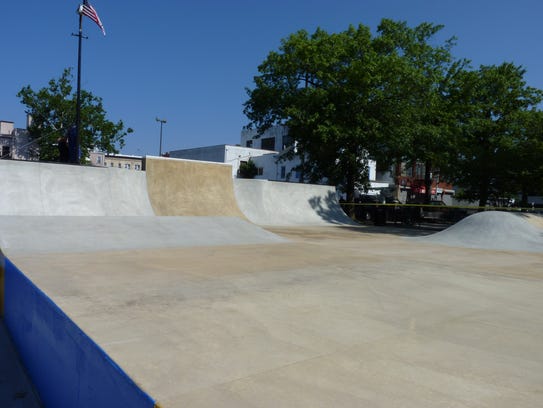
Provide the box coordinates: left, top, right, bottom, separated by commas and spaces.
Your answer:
96, 156, 102, 164
280, 166, 286, 179
415, 163, 425, 178
257, 167, 264, 176
246, 140, 253, 148
110, 162, 114, 167
118, 163, 121, 168
282, 134, 293, 149
261, 137, 275, 151
135, 164, 141, 170
1, 145, 10, 158
125, 163, 131, 169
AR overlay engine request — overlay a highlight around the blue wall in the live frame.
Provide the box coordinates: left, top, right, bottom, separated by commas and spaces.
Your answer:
3, 257, 157, 408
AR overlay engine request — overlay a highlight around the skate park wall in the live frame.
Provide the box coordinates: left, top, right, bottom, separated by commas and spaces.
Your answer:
0, 160, 154, 216
234, 178, 356, 226
0, 254, 157, 408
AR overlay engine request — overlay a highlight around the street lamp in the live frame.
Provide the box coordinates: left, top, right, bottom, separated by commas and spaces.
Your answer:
155, 117, 167, 156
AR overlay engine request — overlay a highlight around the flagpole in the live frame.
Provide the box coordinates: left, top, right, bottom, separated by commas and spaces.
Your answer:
72, 10, 82, 164
72, 1, 104, 164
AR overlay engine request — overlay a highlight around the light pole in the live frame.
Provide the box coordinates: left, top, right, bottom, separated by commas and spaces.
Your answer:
156, 117, 167, 156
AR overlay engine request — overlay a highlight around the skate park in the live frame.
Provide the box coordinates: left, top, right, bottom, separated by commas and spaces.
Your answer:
1, 157, 542, 407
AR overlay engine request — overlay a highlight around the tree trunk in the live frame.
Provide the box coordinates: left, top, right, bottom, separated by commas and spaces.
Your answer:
424, 159, 432, 204
299, 153, 305, 183
478, 176, 490, 210
394, 161, 402, 201
521, 186, 528, 208
344, 163, 356, 218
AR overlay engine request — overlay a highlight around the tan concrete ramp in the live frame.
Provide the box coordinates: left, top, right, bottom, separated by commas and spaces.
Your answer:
145, 157, 245, 217
234, 178, 356, 226
0, 160, 154, 216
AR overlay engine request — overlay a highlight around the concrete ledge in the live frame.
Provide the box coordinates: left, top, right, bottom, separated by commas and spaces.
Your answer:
0, 251, 3, 317
0, 319, 41, 406
3, 257, 157, 408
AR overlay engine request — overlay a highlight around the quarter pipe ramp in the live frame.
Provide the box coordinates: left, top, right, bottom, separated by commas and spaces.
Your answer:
234, 178, 355, 226
0, 160, 154, 216
145, 157, 245, 217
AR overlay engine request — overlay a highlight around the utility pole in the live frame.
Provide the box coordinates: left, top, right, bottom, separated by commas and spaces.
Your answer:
156, 118, 167, 156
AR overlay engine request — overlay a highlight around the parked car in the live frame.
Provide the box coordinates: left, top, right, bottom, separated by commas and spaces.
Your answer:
420, 200, 447, 221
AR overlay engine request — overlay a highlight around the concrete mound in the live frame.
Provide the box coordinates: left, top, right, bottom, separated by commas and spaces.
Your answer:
414, 211, 543, 252
520, 213, 543, 229
234, 178, 356, 226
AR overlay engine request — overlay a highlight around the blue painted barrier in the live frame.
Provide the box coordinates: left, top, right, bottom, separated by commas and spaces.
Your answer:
2, 257, 158, 408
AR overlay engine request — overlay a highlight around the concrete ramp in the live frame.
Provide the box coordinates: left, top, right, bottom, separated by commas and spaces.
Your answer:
0, 160, 154, 216
0, 216, 286, 256
413, 211, 543, 252
145, 156, 245, 217
0, 159, 286, 254
234, 178, 356, 226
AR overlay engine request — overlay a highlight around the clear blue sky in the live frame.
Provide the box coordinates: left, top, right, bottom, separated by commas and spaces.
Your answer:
2, 0, 542, 156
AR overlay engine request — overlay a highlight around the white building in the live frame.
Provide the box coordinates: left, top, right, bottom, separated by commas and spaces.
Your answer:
89, 151, 143, 170
169, 126, 390, 192
241, 126, 388, 192
169, 144, 292, 179
0, 119, 37, 161
170, 127, 294, 179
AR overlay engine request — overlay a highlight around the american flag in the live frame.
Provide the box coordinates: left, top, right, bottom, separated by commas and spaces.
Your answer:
79, 0, 106, 35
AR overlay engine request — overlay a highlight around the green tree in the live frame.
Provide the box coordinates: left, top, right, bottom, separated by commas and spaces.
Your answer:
503, 109, 543, 206
446, 63, 543, 207
244, 20, 461, 210
245, 25, 385, 208
17, 68, 132, 163
372, 20, 467, 203
238, 159, 258, 179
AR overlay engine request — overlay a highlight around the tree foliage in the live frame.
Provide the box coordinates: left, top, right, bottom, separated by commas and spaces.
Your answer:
509, 110, 543, 205
372, 20, 468, 202
446, 63, 543, 206
245, 20, 543, 207
244, 20, 462, 206
238, 159, 258, 179
17, 68, 132, 163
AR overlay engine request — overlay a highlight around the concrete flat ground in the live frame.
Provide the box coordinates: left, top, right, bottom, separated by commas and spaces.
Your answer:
9, 225, 543, 407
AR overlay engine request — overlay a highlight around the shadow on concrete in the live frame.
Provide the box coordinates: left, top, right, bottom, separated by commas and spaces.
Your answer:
307, 191, 357, 225
306, 192, 446, 237
336, 223, 447, 238
517, 212, 543, 230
